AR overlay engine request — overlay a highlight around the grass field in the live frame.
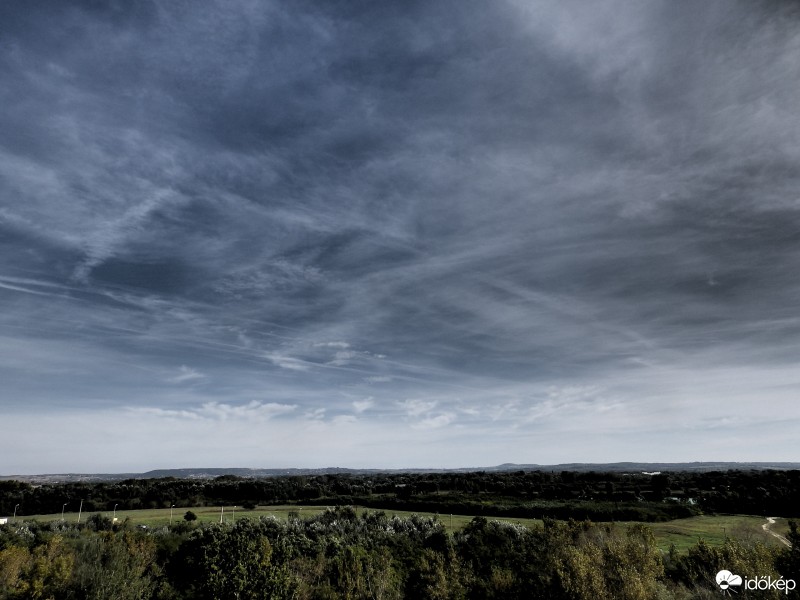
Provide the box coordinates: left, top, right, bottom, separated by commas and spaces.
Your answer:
20, 505, 542, 531
16, 506, 788, 554
646, 515, 787, 553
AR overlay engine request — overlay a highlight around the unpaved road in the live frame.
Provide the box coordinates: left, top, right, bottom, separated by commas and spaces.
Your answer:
763, 517, 791, 548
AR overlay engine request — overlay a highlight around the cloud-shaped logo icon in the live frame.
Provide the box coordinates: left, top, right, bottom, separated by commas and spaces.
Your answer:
716, 570, 743, 592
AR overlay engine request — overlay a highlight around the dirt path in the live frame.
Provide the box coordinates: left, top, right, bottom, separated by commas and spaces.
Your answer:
762, 517, 791, 548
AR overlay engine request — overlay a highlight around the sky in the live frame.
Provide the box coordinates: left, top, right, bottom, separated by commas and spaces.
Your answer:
2, 1, 800, 474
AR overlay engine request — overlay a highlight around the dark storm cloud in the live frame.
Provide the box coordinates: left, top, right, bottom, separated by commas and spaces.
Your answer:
2, 0, 800, 470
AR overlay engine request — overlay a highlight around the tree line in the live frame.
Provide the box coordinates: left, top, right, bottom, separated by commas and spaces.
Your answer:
1, 507, 799, 599
3, 469, 800, 521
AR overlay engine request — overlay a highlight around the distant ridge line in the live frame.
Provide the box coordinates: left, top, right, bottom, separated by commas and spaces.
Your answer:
3, 462, 800, 483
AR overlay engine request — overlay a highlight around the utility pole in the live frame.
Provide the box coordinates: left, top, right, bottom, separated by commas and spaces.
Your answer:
62, 503, 67, 520
170, 505, 175, 525
13, 504, 19, 522
77, 499, 83, 523
220, 506, 224, 524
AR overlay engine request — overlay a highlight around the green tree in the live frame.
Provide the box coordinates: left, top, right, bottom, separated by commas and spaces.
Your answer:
71, 531, 157, 600
406, 548, 467, 600
675, 537, 783, 599
0, 545, 30, 598
776, 520, 800, 599
0, 535, 75, 600
540, 520, 665, 600
175, 521, 297, 599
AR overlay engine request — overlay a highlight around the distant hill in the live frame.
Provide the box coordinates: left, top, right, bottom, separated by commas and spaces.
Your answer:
3, 461, 800, 484
488, 461, 800, 473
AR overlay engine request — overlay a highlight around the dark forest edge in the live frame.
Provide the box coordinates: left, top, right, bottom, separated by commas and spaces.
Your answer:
3, 469, 800, 522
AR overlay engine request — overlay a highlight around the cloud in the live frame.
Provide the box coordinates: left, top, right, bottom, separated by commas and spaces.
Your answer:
314, 341, 350, 349
73, 191, 192, 283
412, 412, 456, 430
399, 397, 456, 430
266, 354, 311, 371
215, 261, 324, 299
400, 399, 437, 418
305, 407, 326, 421
352, 398, 374, 413
168, 366, 206, 384
332, 414, 357, 425
328, 350, 356, 366
521, 386, 612, 424
131, 401, 297, 422
0, 281, 59, 297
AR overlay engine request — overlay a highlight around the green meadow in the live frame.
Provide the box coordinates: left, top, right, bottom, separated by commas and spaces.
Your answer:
645, 514, 787, 553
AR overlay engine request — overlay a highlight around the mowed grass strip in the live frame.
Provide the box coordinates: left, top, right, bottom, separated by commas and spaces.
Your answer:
18, 507, 788, 554
22, 505, 330, 526
646, 515, 787, 553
